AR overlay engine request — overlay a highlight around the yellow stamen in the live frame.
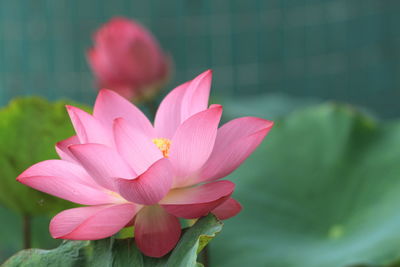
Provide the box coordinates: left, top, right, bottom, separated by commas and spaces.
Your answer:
152, 138, 171, 158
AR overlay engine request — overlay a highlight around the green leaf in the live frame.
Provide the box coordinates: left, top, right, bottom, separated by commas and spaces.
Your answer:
2, 240, 88, 267
3, 214, 223, 266
212, 103, 400, 267
165, 214, 223, 267
0, 97, 87, 215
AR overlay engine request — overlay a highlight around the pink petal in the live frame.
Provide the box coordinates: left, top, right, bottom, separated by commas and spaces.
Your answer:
200, 117, 273, 182
160, 180, 235, 219
66, 105, 111, 146
211, 198, 242, 220
17, 160, 117, 205
50, 203, 138, 240
154, 81, 190, 139
69, 144, 135, 191
134, 205, 181, 257
93, 89, 155, 138
169, 105, 222, 187
154, 70, 212, 138
55, 135, 80, 162
115, 158, 173, 205
180, 70, 212, 122
114, 117, 162, 174
160, 180, 235, 204
17, 159, 100, 187
162, 197, 230, 219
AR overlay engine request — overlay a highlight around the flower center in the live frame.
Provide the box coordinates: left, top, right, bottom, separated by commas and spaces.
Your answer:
152, 138, 171, 158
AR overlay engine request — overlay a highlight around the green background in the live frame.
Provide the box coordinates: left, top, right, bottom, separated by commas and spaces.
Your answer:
1, 0, 399, 117
1, 0, 400, 265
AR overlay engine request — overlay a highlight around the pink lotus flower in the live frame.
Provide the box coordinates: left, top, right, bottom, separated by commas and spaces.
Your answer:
87, 17, 169, 101
17, 70, 273, 257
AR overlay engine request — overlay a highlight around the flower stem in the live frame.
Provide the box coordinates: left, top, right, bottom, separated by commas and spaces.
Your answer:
199, 245, 210, 267
23, 214, 31, 249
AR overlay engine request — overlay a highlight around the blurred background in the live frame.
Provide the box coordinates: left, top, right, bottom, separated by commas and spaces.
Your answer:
1, 0, 400, 266
1, 0, 399, 117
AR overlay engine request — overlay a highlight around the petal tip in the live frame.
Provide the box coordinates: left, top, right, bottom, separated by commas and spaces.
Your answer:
113, 117, 124, 125
244, 117, 274, 132
65, 105, 84, 116
65, 105, 73, 111
98, 88, 113, 95
67, 144, 78, 152
264, 119, 274, 128
197, 69, 213, 82
192, 69, 213, 84
259, 119, 274, 134
210, 104, 223, 111
67, 143, 87, 155
213, 198, 243, 220
211, 103, 222, 109
16, 169, 31, 183
49, 219, 63, 239
208, 104, 223, 117
204, 69, 213, 75
218, 180, 236, 195
15, 175, 23, 183
96, 88, 123, 103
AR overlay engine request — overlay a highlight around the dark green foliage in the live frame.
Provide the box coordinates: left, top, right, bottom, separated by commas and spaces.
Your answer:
3, 214, 222, 267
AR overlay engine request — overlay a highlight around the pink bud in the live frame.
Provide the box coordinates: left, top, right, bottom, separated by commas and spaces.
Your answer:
87, 17, 170, 101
